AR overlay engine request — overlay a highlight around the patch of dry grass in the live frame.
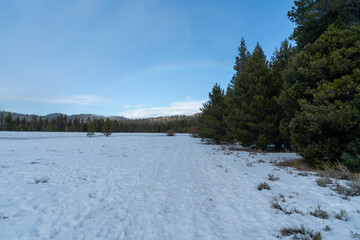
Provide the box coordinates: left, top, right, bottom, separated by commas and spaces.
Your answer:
275, 159, 359, 181
275, 158, 316, 172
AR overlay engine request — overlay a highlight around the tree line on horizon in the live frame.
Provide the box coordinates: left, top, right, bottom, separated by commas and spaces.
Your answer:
0, 112, 198, 134
198, 0, 360, 171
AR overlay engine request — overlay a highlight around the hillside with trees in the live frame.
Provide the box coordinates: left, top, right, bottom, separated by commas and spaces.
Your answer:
199, 0, 360, 171
0, 111, 198, 134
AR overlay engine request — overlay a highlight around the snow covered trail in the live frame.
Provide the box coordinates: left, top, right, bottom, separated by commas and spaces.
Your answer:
1, 132, 359, 239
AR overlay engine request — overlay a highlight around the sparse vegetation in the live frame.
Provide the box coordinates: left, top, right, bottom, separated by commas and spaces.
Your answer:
297, 171, 310, 176
33, 177, 49, 184
276, 158, 315, 172
268, 173, 279, 181
323, 225, 331, 232
257, 182, 270, 191
280, 225, 322, 240
316, 177, 333, 187
351, 230, 360, 239
334, 209, 350, 221
331, 181, 360, 197
246, 162, 253, 167
271, 201, 294, 215
309, 205, 329, 219
271, 195, 303, 216
319, 162, 358, 180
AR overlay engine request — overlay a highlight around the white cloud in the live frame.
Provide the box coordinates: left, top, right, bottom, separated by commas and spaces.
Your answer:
120, 99, 205, 119
29, 95, 113, 106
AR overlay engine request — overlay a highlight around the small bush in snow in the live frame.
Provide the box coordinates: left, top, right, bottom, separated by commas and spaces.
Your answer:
316, 177, 333, 187
323, 225, 331, 232
271, 201, 293, 215
309, 205, 329, 219
334, 209, 350, 221
268, 173, 280, 181
280, 225, 322, 240
351, 231, 360, 239
33, 177, 49, 184
297, 171, 310, 176
188, 126, 198, 137
332, 181, 360, 197
257, 182, 270, 191
246, 162, 253, 167
166, 129, 175, 136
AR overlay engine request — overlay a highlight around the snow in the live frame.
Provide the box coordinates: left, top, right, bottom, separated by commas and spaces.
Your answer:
0, 132, 359, 239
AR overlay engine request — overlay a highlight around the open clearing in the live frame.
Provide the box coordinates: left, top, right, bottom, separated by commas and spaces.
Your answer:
1, 132, 359, 239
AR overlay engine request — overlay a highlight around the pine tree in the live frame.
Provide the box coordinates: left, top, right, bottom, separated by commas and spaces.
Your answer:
234, 43, 282, 149
102, 118, 112, 137
5, 114, 13, 131
230, 37, 251, 88
288, 0, 360, 50
271, 39, 294, 148
87, 121, 96, 137
198, 84, 227, 143
288, 23, 360, 169
225, 37, 250, 140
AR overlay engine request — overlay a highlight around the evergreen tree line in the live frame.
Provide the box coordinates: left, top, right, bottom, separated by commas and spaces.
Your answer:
0, 113, 198, 134
198, 0, 360, 171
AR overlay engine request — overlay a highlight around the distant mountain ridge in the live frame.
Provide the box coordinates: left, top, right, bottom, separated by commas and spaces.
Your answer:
0, 111, 199, 122
0, 111, 126, 122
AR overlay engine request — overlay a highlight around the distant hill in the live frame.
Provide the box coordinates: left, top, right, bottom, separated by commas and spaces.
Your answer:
0, 111, 198, 123
144, 114, 200, 122
43, 113, 126, 122
0, 111, 39, 121
0, 111, 126, 122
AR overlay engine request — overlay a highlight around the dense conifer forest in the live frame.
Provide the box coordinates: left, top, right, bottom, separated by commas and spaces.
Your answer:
0, 111, 198, 134
198, 0, 360, 171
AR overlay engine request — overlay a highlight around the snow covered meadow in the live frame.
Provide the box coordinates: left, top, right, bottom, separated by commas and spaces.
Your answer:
1, 132, 359, 239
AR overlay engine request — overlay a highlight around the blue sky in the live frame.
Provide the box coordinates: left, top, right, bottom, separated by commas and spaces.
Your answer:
0, 0, 295, 118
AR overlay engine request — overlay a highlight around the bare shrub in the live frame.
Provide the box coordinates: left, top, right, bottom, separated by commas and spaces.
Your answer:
298, 171, 310, 176
316, 177, 333, 187
309, 205, 329, 219
246, 162, 253, 167
280, 225, 322, 240
334, 209, 350, 221
271, 201, 294, 215
268, 173, 280, 181
271, 194, 303, 215
165, 129, 175, 136
188, 126, 198, 137
323, 225, 331, 232
331, 181, 360, 197
33, 176, 49, 184
257, 182, 270, 191
351, 231, 360, 239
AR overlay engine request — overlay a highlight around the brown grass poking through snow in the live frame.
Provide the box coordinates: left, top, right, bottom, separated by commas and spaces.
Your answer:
275, 158, 316, 172
275, 159, 359, 181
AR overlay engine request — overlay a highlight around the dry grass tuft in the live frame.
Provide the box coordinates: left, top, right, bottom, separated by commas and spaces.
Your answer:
276, 159, 359, 181
257, 182, 270, 191
320, 161, 358, 180
275, 158, 315, 172
280, 225, 322, 240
